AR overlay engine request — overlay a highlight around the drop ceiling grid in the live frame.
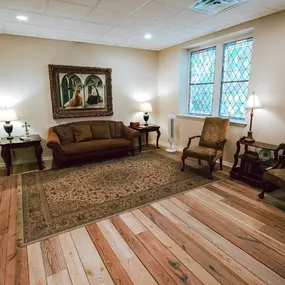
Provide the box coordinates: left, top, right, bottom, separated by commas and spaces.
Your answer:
0, 0, 284, 50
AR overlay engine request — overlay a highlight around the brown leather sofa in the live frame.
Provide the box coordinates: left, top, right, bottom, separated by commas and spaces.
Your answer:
47, 120, 139, 167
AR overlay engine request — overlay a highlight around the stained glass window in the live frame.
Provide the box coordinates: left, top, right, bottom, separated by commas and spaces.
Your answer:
219, 38, 253, 121
188, 47, 216, 116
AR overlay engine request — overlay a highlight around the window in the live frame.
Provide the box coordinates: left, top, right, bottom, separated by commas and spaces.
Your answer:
187, 37, 253, 122
219, 38, 253, 121
188, 47, 216, 116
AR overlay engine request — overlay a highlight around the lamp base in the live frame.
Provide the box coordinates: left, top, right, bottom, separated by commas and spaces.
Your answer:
143, 113, 149, 126
244, 131, 255, 143
3, 121, 13, 140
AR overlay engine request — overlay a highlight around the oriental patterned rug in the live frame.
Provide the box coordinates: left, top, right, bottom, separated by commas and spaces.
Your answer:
19, 151, 217, 245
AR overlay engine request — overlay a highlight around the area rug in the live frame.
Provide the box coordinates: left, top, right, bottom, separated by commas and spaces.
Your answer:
19, 151, 217, 245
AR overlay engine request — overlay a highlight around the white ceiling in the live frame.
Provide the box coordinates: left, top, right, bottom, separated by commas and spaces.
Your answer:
0, 0, 285, 50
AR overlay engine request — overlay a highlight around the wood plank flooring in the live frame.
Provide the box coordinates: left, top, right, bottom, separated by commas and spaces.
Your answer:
1, 159, 285, 284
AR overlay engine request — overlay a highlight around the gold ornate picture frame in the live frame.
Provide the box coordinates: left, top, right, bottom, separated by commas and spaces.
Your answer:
48, 64, 113, 119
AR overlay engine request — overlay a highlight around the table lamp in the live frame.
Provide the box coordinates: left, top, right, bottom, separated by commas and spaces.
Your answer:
140, 102, 152, 126
244, 92, 261, 143
0, 109, 18, 139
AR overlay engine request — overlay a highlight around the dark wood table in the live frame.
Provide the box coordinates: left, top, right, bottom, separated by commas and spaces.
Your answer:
0, 134, 43, 176
129, 125, 161, 152
230, 136, 279, 187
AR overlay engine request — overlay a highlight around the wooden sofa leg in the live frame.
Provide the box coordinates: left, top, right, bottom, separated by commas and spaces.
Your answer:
181, 156, 186, 171
219, 158, 223, 171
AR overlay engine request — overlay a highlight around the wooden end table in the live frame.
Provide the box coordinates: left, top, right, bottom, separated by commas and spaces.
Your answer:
230, 136, 279, 187
0, 134, 43, 176
129, 125, 161, 152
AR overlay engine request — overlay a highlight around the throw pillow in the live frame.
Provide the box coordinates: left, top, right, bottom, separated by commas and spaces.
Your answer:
91, 124, 111, 139
73, 125, 93, 143
109, 121, 123, 138
54, 125, 75, 145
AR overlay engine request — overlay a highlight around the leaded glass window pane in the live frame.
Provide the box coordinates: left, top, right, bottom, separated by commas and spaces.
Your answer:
188, 47, 216, 116
219, 38, 253, 121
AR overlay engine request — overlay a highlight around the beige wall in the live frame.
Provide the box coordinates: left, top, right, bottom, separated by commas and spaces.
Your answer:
157, 10, 285, 164
0, 35, 158, 163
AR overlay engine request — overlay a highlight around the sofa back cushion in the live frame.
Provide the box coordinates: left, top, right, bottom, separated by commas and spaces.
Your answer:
91, 124, 111, 140
54, 125, 75, 145
109, 121, 123, 138
73, 125, 93, 143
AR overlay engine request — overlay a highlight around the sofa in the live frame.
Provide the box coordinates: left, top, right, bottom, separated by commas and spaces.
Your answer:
47, 120, 140, 167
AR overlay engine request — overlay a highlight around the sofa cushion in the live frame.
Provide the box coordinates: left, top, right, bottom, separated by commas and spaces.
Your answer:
109, 121, 123, 138
61, 138, 132, 155
73, 125, 93, 143
91, 124, 111, 140
53, 125, 75, 145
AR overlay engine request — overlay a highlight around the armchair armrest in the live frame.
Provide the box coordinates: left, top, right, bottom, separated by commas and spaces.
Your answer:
212, 139, 227, 158
46, 128, 62, 149
183, 135, 201, 152
266, 154, 285, 172
122, 125, 140, 142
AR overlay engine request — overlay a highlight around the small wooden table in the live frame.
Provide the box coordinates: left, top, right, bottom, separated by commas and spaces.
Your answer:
130, 125, 161, 152
230, 136, 279, 187
0, 134, 43, 176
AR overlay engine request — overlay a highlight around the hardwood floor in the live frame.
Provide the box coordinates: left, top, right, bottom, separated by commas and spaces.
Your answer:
1, 157, 285, 284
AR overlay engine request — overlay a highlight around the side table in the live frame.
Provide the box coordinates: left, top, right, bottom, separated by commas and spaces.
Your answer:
129, 125, 161, 152
230, 136, 279, 187
0, 134, 43, 176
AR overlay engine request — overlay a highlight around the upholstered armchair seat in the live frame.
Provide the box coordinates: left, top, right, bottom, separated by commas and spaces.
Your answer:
184, 146, 223, 160
264, 169, 285, 188
181, 117, 229, 177
259, 144, 285, 199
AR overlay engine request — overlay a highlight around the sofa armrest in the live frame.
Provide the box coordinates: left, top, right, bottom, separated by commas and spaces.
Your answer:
46, 128, 62, 149
122, 125, 140, 142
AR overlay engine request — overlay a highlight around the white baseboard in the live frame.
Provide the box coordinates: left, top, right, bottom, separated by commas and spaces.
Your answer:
158, 140, 233, 168
0, 156, 53, 168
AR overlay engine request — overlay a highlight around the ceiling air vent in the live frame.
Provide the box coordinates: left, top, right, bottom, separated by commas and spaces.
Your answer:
190, 0, 248, 15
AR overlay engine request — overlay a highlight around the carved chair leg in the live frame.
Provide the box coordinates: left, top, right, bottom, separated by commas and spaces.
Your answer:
259, 180, 267, 199
219, 157, 223, 171
207, 161, 216, 179
198, 159, 202, 165
181, 156, 186, 171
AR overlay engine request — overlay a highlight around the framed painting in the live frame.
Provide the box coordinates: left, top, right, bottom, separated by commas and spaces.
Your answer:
48, 64, 113, 119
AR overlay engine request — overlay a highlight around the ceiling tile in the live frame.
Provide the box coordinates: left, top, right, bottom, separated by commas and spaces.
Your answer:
118, 15, 157, 30
46, 0, 92, 19
166, 9, 210, 26
251, 0, 285, 11
86, 8, 127, 25
134, 1, 183, 20
0, 0, 49, 13
3, 22, 39, 36
0, 9, 43, 25
97, 0, 148, 14
156, 0, 196, 7
39, 26, 77, 40
98, 27, 138, 44
149, 21, 184, 33
42, 15, 113, 35
62, 0, 100, 7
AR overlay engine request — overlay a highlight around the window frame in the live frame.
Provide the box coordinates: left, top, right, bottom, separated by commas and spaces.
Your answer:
186, 34, 254, 124
188, 46, 217, 117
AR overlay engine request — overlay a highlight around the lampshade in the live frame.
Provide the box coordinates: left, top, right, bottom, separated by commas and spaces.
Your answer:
0, 109, 18, 122
140, 102, 152, 113
246, 93, 261, 109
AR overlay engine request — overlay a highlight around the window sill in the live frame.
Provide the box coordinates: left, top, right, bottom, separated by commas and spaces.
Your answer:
176, 114, 247, 127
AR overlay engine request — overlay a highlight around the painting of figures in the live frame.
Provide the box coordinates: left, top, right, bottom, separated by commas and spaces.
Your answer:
49, 65, 113, 119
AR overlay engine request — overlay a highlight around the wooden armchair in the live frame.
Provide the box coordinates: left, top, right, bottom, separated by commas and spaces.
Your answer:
259, 143, 285, 199
181, 117, 229, 177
